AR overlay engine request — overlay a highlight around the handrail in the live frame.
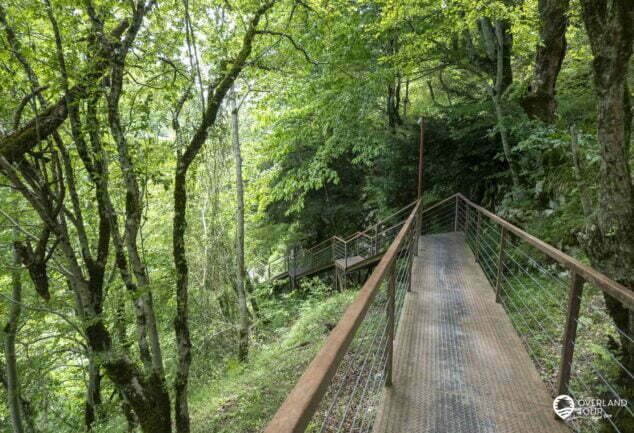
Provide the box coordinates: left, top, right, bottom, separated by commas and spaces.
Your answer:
256, 200, 418, 282
355, 200, 417, 239
457, 193, 634, 309
263, 200, 421, 433
421, 193, 459, 215
305, 236, 336, 253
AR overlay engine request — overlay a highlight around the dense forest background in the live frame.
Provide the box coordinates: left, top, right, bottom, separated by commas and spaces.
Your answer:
0, 0, 632, 432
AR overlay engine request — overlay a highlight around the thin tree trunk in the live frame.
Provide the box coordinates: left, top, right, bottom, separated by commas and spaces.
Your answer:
569, 125, 593, 218
173, 160, 192, 433
521, 0, 570, 122
230, 87, 250, 361
469, 18, 519, 190
488, 88, 520, 190
171, 5, 276, 431
4, 231, 25, 433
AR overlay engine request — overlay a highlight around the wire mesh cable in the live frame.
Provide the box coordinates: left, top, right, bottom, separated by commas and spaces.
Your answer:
462, 202, 634, 433
308, 215, 417, 433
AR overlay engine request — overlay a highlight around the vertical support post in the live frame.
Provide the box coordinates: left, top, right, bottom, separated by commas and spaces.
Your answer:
331, 239, 335, 262
407, 232, 414, 293
465, 205, 471, 240
475, 210, 482, 263
267, 263, 271, 281
556, 272, 584, 397
415, 207, 421, 257
343, 242, 348, 290
332, 239, 339, 291
495, 227, 507, 303
417, 117, 425, 200
454, 195, 460, 232
386, 263, 396, 387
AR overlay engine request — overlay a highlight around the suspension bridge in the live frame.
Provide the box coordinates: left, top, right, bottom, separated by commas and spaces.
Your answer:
255, 194, 634, 433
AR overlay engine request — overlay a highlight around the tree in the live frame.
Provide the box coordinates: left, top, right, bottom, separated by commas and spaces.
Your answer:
4, 230, 25, 433
577, 0, 634, 373
172, 3, 277, 431
229, 87, 250, 361
521, 0, 570, 123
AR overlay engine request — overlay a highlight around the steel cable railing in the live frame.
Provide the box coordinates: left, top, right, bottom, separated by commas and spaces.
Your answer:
263, 193, 633, 433
263, 201, 421, 433
252, 202, 419, 285
458, 194, 634, 433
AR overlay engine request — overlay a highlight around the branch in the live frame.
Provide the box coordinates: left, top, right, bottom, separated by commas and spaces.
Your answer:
255, 30, 318, 65
0, 291, 85, 338
0, 16, 130, 162
427, 80, 450, 108
12, 86, 49, 129
438, 71, 479, 102
181, 0, 277, 171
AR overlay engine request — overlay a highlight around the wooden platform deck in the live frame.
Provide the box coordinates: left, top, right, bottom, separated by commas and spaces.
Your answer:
372, 232, 568, 433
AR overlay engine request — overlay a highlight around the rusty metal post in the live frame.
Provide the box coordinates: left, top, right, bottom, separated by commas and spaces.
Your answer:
386, 263, 396, 387
475, 210, 482, 263
343, 242, 348, 290
417, 118, 425, 200
556, 272, 585, 397
454, 195, 460, 231
407, 232, 414, 293
495, 227, 507, 303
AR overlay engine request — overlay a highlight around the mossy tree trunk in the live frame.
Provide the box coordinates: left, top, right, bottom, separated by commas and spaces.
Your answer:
521, 0, 570, 122
230, 87, 250, 361
578, 1, 634, 421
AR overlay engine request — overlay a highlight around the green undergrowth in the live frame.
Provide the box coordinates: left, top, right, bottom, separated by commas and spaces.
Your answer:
189, 280, 356, 433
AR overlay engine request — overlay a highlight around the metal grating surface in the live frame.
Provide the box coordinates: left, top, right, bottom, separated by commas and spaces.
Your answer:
334, 255, 366, 270
372, 232, 569, 433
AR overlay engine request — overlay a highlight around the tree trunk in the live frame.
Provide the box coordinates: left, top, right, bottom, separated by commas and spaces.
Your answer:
230, 87, 250, 362
387, 77, 403, 129
488, 88, 520, 191
579, 0, 634, 410
170, 4, 275, 431
472, 17, 519, 190
84, 351, 102, 430
521, 0, 570, 122
4, 234, 25, 433
173, 161, 193, 433
101, 353, 172, 433
0, 364, 36, 433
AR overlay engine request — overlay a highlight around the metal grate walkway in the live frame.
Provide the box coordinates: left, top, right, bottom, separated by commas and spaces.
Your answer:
372, 232, 569, 433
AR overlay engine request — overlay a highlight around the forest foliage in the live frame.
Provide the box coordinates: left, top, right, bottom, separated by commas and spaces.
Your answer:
0, 0, 632, 432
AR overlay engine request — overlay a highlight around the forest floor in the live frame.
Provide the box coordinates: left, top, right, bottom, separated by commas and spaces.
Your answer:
189, 282, 356, 433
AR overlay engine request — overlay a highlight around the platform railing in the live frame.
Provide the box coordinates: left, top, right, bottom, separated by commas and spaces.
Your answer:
263, 200, 422, 433
457, 194, 634, 432
253, 201, 419, 284
264, 193, 634, 433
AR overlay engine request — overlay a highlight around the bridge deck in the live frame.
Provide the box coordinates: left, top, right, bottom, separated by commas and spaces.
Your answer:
373, 232, 568, 433
334, 255, 366, 269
